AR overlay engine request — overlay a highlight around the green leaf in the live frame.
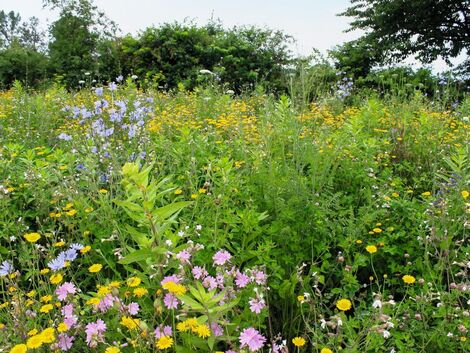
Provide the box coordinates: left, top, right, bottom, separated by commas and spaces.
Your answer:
152, 201, 192, 220
119, 248, 153, 265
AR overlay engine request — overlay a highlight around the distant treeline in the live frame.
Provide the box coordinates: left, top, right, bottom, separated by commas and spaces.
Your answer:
0, 0, 469, 97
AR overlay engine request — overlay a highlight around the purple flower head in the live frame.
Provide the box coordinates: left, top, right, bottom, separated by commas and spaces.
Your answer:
235, 271, 251, 288
239, 327, 266, 351
57, 334, 74, 351
97, 294, 116, 313
163, 293, 179, 309
95, 87, 104, 96
56, 282, 77, 301
48, 253, 66, 271
126, 302, 140, 315
161, 275, 181, 285
192, 266, 207, 280
108, 82, 117, 91
85, 319, 107, 347
58, 133, 72, 141
213, 250, 232, 266
62, 248, 77, 262
61, 304, 74, 318
249, 298, 266, 314
0, 261, 14, 277
176, 250, 191, 264
69, 243, 84, 251
210, 322, 223, 337
154, 324, 173, 338
202, 275, 217, 291
252, 270, 267, 285
116, 75, 124, 83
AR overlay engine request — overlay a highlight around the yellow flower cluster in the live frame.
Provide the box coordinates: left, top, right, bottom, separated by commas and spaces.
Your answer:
162, 281, 187, 295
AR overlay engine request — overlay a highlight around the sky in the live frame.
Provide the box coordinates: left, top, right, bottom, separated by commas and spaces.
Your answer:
0, 0, 462, 71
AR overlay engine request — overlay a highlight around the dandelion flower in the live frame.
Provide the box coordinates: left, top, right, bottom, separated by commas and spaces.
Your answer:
292, 337, 306, 347
40, 304, 54, 313
320, 349, 333, 353
336, 298, 352, 311
105, 347, 120, 353
27, 334, 43, 349
156, 336, 173, 349
366, 245, 378, 254
402, 275, 416, 284
127, 277, 141, 287
195, 324, 211, 338
10, 344, 27, 353
50, 273, 63, 284
88, 264, 103, 273
462, 190, 469, 199
24, 232, 41, 243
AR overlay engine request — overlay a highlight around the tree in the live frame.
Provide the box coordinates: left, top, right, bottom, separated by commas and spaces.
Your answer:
341, 0, 470, 64
0, 11, 45, 50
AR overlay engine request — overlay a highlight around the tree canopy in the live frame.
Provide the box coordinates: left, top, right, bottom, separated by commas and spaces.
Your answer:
341, 0, 470, 63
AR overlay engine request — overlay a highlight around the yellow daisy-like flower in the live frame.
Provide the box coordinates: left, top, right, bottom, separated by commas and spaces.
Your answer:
40, 268, 50, 275
86, 297, 100, 306
127, 277, 142, 287
372, 228, 382, 233
57, 322, 69, 333
53, 241, 66, 247
421, 191, 431, 197
292, 337, 306, 347
24, 232, 41, 243
462, 190, 469, 199
402, 275, 416, 284
156, 336, 174, 349
40, 327, 55, 343
162, 281, 186, 295
99, 189, 108, 194
88, 264, 103, 273
297, 295, 305, 302
65, 209, 77, 216
97, 285, 111, 297
80, 245, 91, 254
336, 298, 352, 311
105, 347, 121, 353
39, 304, 54, 313
10, 344, 27, 353
174, 189, 183, 195
26, 334, 43, 349
320, 348, 333, 353
120, 316, 140, 330
40, 295, 52, 303
133, 287, 148, 297
195, 324, 211, 338
176, 322, 188, 332
366, 245, 378, 254
50, 273, 63, 284
27, 290, 36, 298
28, 329, 38, 336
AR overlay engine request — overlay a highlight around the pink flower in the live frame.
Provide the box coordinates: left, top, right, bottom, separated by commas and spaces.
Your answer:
176, 250, 191, 264
61, 304, 74, 317
235, 271, 251, 288
213, 250, 231, 266
161, 275, 181, 285
163, 293, 179, 309
202, 275, 217, 290
55, 282, 77, 301
155, 324, 173, 338
239, 327, 266, 351
252, 270, 267, 285
192, 266, 207, 279
97, 294, 117, 313
127, 302, 140, 315
210, 322, 223, 337
249, 298, 266, 314
57, 334, 74, 351
85, 319, 107, 347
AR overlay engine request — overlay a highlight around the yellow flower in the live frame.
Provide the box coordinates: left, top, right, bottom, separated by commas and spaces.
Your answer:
127, 277, 141, 287
39, 304, 54, 313
24, 232, 41, 243
366, 245, 378, 254
292, 337, 306, 347
356, 239, 363, 244
27, 290, 36, 298
10, 344, 27, 353
40, 268, 50, 275
372, 228, 382, 233
27, 334, 43, 349
58, 322, 69, 333
336, 298, 352, 311
105, 347, 121, 353
28, 329, 38, 336
195, 324, 211, 338
392, 192, 399, 198
40, 295, 52, 303
402, 275, 416, 284
176, 322, 188, 332
40, 327, 55, 343
421, 191, 431, 197
80, 245, 91, 254
50, 273, 63, 284
162, 281, 186, 295
191, 193, 198, 199
120, 316, 140, 330
86, 297, 100, 306
88, 264, 103, 273
174, 189, 183, 195
156, 336, 174, 349
97, 285, 111, 297
133, 287, 148, 297
53, 241, 66, 247
297, 295, 305, 302
109, 281, 121, 288
65, 209, 77, 216
462, 190, 469, 199
198, 188, 207, 194
320, 349, 333, 353
99, 189, 108, 194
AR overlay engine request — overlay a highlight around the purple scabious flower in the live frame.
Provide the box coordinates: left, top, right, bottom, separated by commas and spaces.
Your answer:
58, 133, 72, 141
213, 250, 232, 266
85, 319, 107, 347
235, 271, 251, 288
95, 87, 104, 96
126, 302, 140, 315
239, 327, 266, 351
108, 82, 117, 91
192, 266, 207, 280
176, 250, 191, 264
48, 253, 66, 271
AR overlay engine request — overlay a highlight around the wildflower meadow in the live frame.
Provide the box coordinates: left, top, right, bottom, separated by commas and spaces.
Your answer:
0, 77, 468, 353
